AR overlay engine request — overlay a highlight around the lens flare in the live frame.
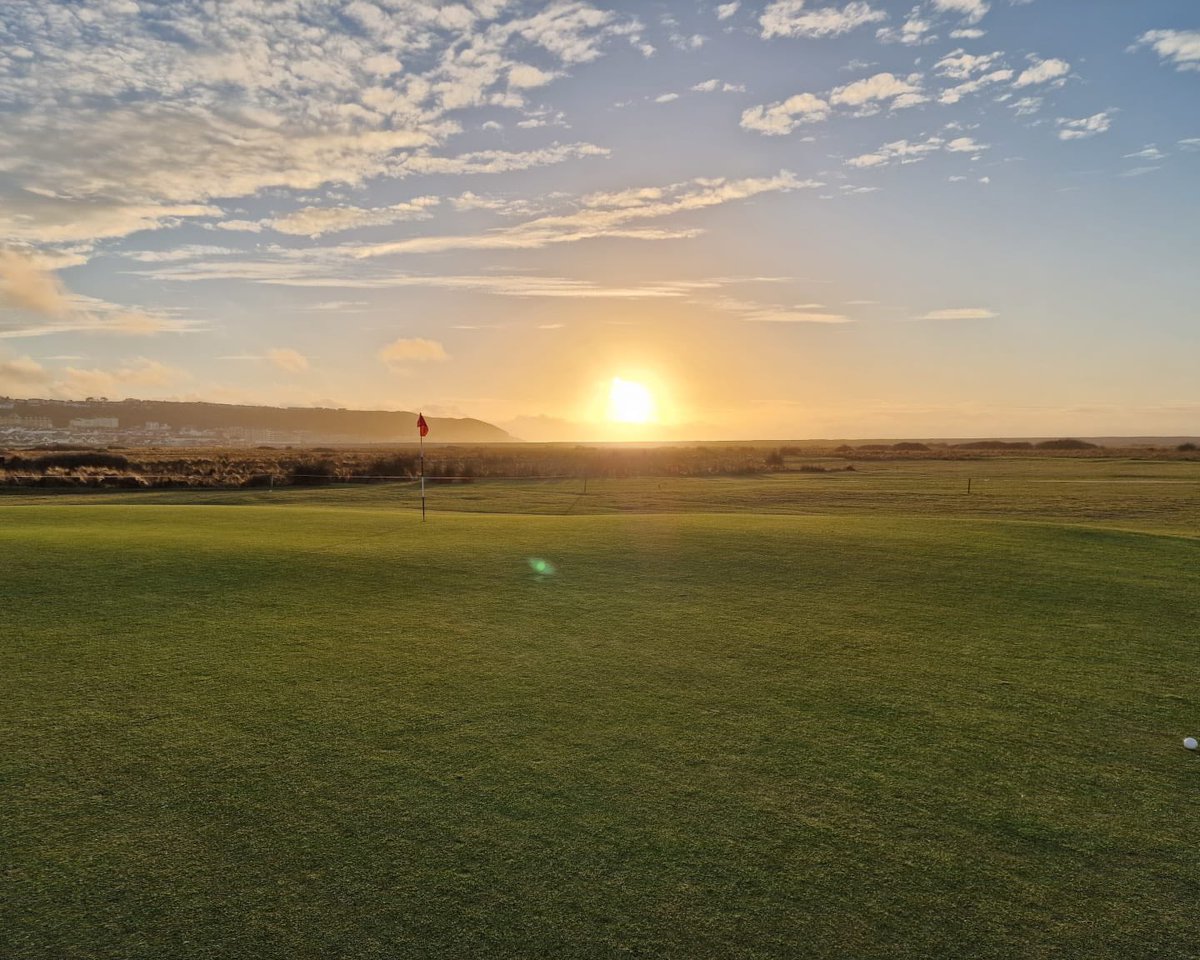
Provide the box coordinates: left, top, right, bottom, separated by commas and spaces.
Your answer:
527, 557, 557, 577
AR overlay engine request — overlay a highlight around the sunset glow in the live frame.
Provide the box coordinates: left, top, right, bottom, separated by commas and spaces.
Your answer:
0, 2, 1196, 440
606, 378, 657, 425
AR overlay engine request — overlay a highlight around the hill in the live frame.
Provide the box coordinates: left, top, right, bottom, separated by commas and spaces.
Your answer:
0, 397, 513, 443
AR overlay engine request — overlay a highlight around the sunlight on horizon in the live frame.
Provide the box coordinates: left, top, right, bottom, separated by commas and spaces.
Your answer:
606, 377, 657, 424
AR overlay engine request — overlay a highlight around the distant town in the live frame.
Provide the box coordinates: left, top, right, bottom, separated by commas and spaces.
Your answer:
0, 397, 513, 447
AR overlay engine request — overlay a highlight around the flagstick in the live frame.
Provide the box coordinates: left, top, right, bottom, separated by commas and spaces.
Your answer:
420, 425, 426, 522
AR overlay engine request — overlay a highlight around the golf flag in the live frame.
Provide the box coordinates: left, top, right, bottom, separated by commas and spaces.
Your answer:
417, 412, 429, 438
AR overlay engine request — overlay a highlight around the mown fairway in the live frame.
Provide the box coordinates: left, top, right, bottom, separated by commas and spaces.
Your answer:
2, 471, 1198, 959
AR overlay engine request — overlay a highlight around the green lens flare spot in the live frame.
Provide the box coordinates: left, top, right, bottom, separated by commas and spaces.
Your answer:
527, 558, 557, 577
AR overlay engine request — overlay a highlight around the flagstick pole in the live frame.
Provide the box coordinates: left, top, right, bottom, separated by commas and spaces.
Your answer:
420, 426, 426, 522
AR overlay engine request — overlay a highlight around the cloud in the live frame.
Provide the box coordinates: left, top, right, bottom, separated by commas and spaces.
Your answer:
655, 92, 680, 103
1134, 30, 1200, 72
938, 69, 1012, 104
352, 171, 820, 257
935, 49, 1003, 80
740, 94, 831, 135
0, 194, 220, 246
391, 142, 610, 177
717, 2, 741, 19
911, 308, 997, 320
57, 358, 187, 397
507, 64, 556, 88
845, 135, 987, 169
0, 249, 72, 316
126, 245, 238, 263
1014, 57, 1071, 87
1119, 166, 1160, 179
930, 0, 989, 24
308, 301, 368, 311
743, 70, 927, 134
949, 28, 985, 39
214, 220, 265, 234
265, 197, 440, 238
1057, 112, 1113, 141
0, 1, 634, 248
0, 250, 195, 339
0, 349, 186, 397
379, 338, 449, 366
692, 78, 745, 93
830, 72, 925, 110
293, 274, 708, 299
669, 32, 707, 51
846, 136, 948, 167
1124, 145, 1166, 161
267, 348, 310, 373
714, 297, 851, 324
449, 191, 541, 216
760, 1, 886, 39
876, 11, 934, 46
0, 353, 51, 391
945, 137, 988, 152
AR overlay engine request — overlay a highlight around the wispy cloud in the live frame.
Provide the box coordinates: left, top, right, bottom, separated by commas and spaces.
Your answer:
268, 348, 309, 373
265, 197, 441, 238
846, 135, 986, 168
910, 307, 998, 320
1057, 111, 1113, 141
1, 249, 194, 340
1124, 145, 1166, 161
276, 274, 705, 299
742, 68, 928, 135
379, 338, 449, 367
713, 297, 852, 324
349, 172, 820, 258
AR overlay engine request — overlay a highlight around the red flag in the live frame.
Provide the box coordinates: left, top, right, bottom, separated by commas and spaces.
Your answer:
417, 412, 429, 438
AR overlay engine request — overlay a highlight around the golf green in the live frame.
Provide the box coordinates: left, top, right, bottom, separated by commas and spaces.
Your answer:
2, 501, 1196, 958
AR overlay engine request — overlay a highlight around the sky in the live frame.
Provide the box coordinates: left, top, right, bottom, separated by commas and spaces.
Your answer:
0, 0, 1197, 440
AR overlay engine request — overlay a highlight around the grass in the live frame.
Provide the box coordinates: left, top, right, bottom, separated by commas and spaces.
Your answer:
2, 462, 1197, 958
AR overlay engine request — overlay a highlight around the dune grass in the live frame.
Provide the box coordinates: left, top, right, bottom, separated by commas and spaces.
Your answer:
2, 472, 1197, 958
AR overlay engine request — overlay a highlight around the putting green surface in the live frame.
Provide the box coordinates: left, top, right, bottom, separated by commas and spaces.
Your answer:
2, 494, 1197, 958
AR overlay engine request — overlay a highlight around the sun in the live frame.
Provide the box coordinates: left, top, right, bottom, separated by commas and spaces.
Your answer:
606, 377, 657, 424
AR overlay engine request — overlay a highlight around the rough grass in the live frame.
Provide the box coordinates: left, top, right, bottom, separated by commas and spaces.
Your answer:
8, 456, 1194, 534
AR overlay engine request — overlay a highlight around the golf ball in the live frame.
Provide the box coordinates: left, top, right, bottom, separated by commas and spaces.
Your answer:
1185, 737, 1198, 751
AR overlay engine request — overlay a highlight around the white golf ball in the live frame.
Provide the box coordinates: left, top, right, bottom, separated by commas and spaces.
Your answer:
1185, 737, 1198, 751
